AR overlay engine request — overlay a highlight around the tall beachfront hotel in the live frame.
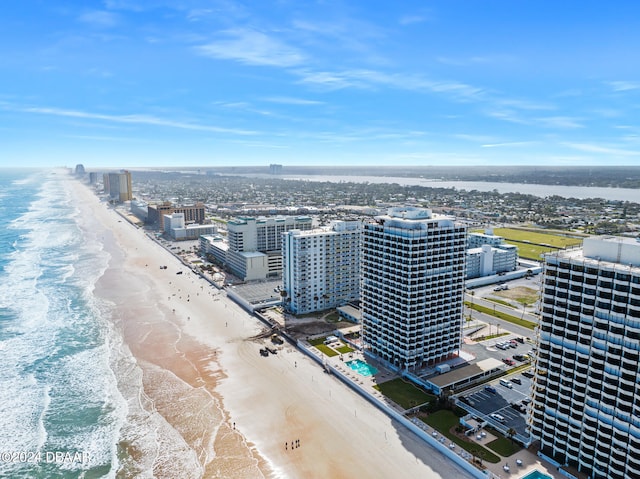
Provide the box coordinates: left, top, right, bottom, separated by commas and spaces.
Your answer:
530, 236, 640, 478
282, 220, 361, 314
361, 207, 467, 371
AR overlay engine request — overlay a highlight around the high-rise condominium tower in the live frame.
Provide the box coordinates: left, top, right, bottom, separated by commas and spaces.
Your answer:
530, 236, 640, 479
282, 220, 361, 314
103, 171, 132, 202
361, 207, 467, 370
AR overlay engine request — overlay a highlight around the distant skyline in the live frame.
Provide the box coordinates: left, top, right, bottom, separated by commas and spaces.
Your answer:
2, 1, 640, 168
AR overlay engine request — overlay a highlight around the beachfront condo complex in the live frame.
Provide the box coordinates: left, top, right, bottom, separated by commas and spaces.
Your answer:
361, 207, 467, 371
282, 220, 361, 314
530, 236, 640, 478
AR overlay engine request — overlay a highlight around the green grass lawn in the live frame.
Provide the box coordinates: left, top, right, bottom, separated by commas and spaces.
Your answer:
314, 344, 339, 357
336, 345, 354, 354
486, 435, 521, 457
508, 242, 555, 261
474, 227, 583, 260
485, 298, 512, 307
374, 378, 436, 409
420, 410, 501, 463
308, 337, 326, 346
465, 302, 537, 330
488, 228, 583, 248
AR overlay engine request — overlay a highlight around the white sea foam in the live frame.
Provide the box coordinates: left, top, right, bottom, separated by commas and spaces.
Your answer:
0, 173, 128, 478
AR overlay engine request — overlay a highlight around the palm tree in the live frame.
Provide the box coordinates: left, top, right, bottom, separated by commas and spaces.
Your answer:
279, 290, 288, 310
507, 427, 517, 445
470, 448, 478, 465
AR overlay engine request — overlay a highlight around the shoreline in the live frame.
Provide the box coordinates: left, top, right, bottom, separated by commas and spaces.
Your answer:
68, 176, 470, 478
71, 179, 272, 478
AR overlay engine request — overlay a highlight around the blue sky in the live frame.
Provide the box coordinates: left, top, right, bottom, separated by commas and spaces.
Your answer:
2, 1, 640, 168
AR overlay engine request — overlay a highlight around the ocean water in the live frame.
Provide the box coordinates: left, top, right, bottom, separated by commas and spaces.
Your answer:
0, 169, 126, 478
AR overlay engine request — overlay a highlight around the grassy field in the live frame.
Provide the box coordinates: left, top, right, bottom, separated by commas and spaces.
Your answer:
374, 378, 436, 409
465, 302, 537, 330
489, 228, 583, 248
308, 337, 326, 346
509, 243, 556, 261
486, 298, 513, 308
474, 227, 584, 260
420, 410, 501, 464
336, 345, 354, 354
495, 286, 539, 306
308, 336, 340, 356
486, 434, 521, 457
314, 344, 339, 357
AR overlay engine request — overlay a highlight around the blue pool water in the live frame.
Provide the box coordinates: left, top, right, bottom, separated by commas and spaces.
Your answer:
346, 359, 378, 377
520, 470, 553, 479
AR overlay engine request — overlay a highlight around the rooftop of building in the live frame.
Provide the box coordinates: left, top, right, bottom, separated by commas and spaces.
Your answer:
427, 358, 504, 388
228, 215, 313, 226
549, 235, 640, 268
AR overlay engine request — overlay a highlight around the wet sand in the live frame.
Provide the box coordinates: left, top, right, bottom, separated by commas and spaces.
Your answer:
69, 177, 471, 479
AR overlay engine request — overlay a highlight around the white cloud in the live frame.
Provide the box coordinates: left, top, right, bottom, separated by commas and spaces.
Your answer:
399, 15, 427, 25
14, 105, 258, 136
263, 96, 324, 106
481, 141, 537, 148
436, 54, 517, 67
496, 98, 555, 111
196, 29, 305, 67
295, 68, 485, 101
563, 142, 640, 156
536, 116, 583, 129
485, 109, 529, 125
294, 70, 368, 90
451, 133, 499, 143
78, 10, 119, 28
607, 81, 640, 92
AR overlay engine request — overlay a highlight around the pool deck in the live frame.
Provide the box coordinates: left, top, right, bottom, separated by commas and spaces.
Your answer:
305, 340, 568, 479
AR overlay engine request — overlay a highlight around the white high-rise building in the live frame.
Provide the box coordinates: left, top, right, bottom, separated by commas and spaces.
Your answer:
466, 244, 518, 278
282, 221, 361, 314
530, 236, 640, 479
225, 215, 313, 281
361, 207, 467, 370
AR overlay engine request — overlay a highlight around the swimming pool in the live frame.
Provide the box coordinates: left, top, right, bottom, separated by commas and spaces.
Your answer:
520, 470, 553, 479
346, 359, 379, 377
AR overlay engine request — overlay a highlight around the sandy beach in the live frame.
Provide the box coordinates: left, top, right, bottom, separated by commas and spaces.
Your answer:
69, 177, 471, 479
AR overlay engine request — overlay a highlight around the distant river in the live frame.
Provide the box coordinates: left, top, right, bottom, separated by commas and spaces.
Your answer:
282, 175, 640, 202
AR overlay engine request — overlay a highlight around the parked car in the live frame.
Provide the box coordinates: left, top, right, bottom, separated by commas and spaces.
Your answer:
522, 369, 534, 378
511, 377, 522, 385
485, 385, 497, 394
490, 413, 506, 423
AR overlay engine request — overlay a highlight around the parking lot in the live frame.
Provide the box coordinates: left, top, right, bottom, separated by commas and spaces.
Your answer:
486, 335, 535, 365
458, 370, 534, 439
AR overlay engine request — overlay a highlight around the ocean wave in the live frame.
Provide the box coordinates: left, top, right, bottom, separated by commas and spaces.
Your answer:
0, 172, 128, 478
